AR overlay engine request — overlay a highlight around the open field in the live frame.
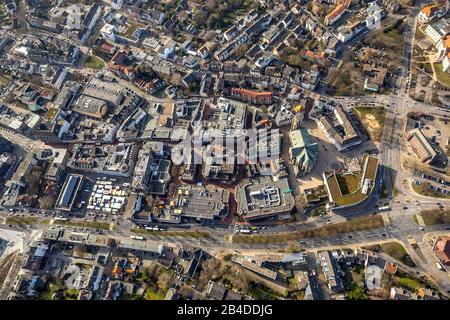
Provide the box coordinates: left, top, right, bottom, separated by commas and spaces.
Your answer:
131, 228, 210, 239
354, 107, 386, 143
84, 55, 105, 69
419, 209, 450, 226
53, 220, 111, 230
434, 63, 450, 88
232, 215, 384, 244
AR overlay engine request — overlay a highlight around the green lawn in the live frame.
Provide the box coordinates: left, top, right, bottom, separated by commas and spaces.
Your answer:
53, 220, 111, 230
395, 277, 422, 291
6, 217, 38, 225
84, 55, 105, 70
144, 288, 166, 300
232, 215, 384, 244
420, 209, 450, 226
434, 63, 450, 88
45, 108, 59, 122
412, 182, 450, 199
309, 205, 327, 217
336, 173, 362, 195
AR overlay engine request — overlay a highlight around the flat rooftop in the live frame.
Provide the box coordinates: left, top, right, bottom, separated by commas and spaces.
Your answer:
236, 177, 295, 220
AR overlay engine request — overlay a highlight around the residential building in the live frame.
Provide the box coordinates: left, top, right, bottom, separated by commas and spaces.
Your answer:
318, 251, 343, 292
434, 236, 450, 266
324, 0, 350, 26
311, 105, 362, 151
425, 18, 450, 44
418, 4, 439, 24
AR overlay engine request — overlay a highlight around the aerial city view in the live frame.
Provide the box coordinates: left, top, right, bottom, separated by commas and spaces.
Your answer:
0, 0, 449, 304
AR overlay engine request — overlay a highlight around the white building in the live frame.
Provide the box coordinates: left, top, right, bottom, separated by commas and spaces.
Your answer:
100, 23, 117, 42
425, 19, 450, 43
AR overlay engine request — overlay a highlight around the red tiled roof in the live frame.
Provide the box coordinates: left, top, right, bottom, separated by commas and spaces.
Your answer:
231, 88, 273, 99
420, 4, 439, 17
434, 236, 450, 265
325, 0, 351, 21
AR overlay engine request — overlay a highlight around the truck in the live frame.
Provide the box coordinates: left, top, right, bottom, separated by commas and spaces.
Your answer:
239, 229, 251, 234
378, 206, 391, 212
436, 262, 443, 270
130, 235, 145, 240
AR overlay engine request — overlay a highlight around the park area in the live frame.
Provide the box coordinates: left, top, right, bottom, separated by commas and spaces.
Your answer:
325, 61, 367, 97
84, 55, 105, 70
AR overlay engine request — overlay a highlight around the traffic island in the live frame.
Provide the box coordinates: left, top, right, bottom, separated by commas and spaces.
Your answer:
232, 215, 384, 244
130, 228, 210, 239
52, 220, 111, 230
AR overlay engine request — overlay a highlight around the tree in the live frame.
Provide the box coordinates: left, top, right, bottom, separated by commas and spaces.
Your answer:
193, 11, 207, 28
25, 166, 43, 196
347, 286, 368, 300
287, 242, 302, 253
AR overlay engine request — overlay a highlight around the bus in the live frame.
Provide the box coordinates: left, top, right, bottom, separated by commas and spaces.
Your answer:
378, 206, 391, 212
436, 262, 443, 270
130, 235, 145, 240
